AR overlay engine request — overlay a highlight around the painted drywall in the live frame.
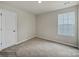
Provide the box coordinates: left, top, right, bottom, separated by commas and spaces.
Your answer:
36, 6, 78, 47
0, 4, 36, 43
0, 3, 78, 48
78, 6, 79, 48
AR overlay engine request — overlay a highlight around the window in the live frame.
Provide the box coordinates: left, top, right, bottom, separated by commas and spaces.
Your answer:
58, 12, 75, 36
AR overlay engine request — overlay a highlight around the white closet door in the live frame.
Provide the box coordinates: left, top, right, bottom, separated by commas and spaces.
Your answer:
2, 9, 17, 48
0, 10, 2, 48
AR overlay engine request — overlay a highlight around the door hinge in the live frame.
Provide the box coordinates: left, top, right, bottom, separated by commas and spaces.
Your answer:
0, 13, 2, 16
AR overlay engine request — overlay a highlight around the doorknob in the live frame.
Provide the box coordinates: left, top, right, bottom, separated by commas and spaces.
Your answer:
13, 30, 15, 32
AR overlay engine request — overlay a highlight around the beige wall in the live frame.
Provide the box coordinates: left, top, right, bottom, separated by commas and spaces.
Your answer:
78, 6, 79, 48
36, 6, 78, 47
0, 3, 79, 48
0, 4, 36, 43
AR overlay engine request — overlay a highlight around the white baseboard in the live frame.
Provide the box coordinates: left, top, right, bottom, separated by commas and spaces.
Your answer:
0, 35, 78, 51
37, 35, 77, 48
15, 35, 35, 45
0, 35, 36, 51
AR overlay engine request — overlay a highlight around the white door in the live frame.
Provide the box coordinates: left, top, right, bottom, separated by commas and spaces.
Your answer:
2, 9, 17, 48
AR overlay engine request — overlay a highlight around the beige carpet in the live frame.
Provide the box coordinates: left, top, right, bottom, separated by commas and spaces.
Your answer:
1, 37, 79, 57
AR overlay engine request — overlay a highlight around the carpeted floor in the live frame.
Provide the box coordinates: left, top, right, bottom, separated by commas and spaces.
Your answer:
0, 37, 79, 57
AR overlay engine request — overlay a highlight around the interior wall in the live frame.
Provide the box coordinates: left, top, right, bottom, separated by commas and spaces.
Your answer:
0, 4, 36, 43
0, 3, 78, 48
36, 6, 78, 47
78, 5, 79, 48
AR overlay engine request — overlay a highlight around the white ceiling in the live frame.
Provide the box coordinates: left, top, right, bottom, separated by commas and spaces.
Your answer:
0, 1, 79, 15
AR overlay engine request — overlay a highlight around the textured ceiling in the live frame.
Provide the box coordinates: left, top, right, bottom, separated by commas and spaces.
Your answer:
0, 1, 78, 15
